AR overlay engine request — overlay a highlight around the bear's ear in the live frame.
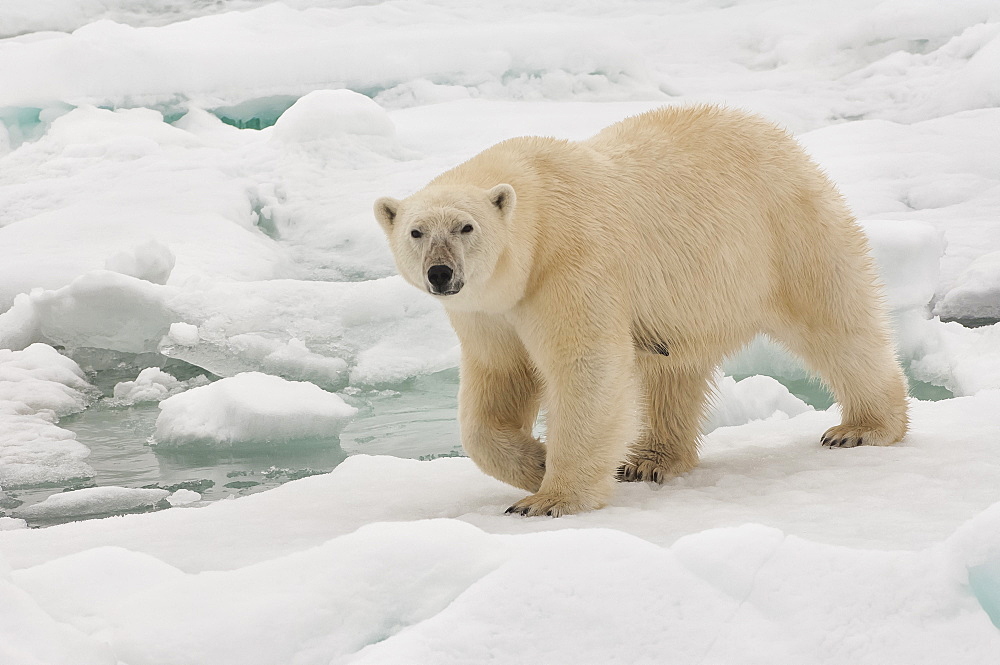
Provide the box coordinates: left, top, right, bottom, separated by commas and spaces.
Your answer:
488, 184, 516, 219
373, 197, 401, 234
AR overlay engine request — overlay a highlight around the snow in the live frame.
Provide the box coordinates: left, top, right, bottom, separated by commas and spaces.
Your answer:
152, 371, 358, 447
1, 0, 1000, 662
3, 394, 1000, 663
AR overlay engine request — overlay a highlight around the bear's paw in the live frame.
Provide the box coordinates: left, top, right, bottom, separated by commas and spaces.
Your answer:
617, 453, 697, 484
505, 490, 605, 517
821, 423, 902, 448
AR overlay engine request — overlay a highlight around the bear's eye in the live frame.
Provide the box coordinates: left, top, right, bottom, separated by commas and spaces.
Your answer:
461, 224, 474, 234
410, 229, 422, 239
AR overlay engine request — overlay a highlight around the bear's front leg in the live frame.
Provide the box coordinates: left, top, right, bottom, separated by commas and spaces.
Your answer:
506, 326, 638, 517
452, 313, 547, 492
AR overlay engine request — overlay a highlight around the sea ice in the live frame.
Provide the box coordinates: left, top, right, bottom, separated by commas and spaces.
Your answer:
2, 1, 1000, 662
152, 371, 358, 447
706, 374, 813, 432
16, 486, 170, 520
109, 367, 208, 406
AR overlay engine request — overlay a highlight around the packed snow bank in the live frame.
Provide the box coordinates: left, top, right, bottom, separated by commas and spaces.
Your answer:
0, 105, 285, 308
0, 344, 96, 489
0, 4, 657, 113
3, 391, 1000, 664
152, 372, 358, 447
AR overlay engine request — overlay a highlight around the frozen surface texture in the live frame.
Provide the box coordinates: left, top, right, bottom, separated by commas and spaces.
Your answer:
3, 394, 1000, 663
2, 0, 1000, 662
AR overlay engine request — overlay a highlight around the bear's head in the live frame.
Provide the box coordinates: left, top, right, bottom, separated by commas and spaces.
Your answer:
374, 183, 516, 307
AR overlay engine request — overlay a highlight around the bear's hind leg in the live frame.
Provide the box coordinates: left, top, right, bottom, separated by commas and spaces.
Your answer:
777, 322, 909, 447
618, 357, 712, 483
769, 242, 909, 447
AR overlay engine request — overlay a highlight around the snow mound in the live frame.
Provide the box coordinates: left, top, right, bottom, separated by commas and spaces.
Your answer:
271, 89, 396, 143
0, 344, 96, 489
16, 487, 170, 520
152, 371, 358, 447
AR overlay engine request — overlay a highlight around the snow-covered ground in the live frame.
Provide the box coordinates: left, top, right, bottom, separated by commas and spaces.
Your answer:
1, 0, 1000, 662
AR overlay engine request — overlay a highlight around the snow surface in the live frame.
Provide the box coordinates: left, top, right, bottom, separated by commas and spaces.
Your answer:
2, 0, 1000, 662
3, 394, 1000, 664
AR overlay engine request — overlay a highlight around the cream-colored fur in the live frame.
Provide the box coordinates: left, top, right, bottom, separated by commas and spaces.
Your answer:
374, 105, 909, 517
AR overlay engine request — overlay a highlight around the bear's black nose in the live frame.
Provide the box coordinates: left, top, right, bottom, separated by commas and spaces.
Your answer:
427, 264, 453, 289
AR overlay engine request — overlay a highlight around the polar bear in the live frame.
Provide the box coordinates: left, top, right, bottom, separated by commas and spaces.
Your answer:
374, 105, 909, 517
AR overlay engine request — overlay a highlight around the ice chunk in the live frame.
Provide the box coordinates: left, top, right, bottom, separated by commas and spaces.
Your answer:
0, 343, 96, 416
109, 367, 208, 406
0, 416, 94, 489
104, 239, 176, 285
16, 487, 170, 520
0, 271, 175, 354
152, 372, 358, 447
166, 489, 201, 506
167, 322, 199, 347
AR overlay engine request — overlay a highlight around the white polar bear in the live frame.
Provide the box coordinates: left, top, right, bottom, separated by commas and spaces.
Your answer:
375, 105, 909, 517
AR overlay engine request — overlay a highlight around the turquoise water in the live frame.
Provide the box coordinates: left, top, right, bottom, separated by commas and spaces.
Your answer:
2, 367, 462, 526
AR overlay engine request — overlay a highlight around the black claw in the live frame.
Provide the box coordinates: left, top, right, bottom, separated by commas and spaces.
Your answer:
822, 436, 831, 446
505, 506, 516, 514
857, 437, 864, 446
